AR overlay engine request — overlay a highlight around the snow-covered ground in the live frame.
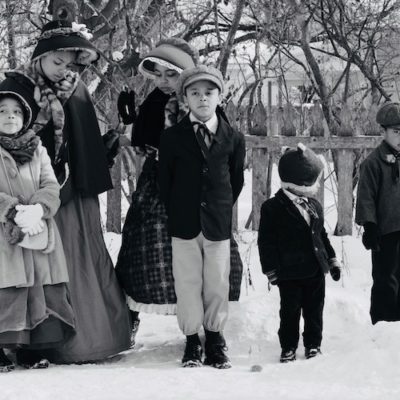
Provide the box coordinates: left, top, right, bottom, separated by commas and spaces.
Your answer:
2, 169, 400, 400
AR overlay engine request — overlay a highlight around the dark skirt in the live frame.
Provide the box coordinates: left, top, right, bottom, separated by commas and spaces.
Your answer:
115, 158, 243, 315
44, 194, 131, 363
0, 283, 75, 349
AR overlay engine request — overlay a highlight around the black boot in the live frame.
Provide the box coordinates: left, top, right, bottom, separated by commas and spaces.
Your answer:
204, 330, 231, 369
280, 348, 296, 363
0, 349, 14, 373
16, 349, 49, 369
305, 346, 321, 359
182, 334, 203, 368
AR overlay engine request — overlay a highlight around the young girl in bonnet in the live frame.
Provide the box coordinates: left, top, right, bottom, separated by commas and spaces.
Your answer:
0, 82, 75, 371
1, 20, 131, 363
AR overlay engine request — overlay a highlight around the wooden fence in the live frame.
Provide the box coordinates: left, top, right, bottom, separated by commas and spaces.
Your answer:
225, 101, 382, 236
109, 102, 382, 236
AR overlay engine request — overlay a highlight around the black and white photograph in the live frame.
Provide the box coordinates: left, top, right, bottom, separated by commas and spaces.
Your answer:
1, 1, 400, 399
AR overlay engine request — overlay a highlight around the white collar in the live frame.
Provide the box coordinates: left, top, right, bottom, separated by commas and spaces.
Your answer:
189, 112, 218, 134
282, 188, 308, 203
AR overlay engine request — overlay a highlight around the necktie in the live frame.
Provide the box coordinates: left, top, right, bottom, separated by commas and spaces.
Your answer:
295, 197, 318, 220
193, 122, 213, 148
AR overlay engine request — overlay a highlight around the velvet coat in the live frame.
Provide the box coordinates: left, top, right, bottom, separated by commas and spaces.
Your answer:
258, 189, 336, 281
158, 114, 246, 241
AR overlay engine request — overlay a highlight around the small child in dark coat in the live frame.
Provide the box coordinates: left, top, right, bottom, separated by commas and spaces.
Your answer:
356, 102, 400, 325
257, 144, 341, 363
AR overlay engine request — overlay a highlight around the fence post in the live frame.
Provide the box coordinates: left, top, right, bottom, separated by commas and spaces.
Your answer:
309, 102, 325, 206
250, 103, 269, 229
252, 149, 269, 230
226, 100, 239, 231
336, 148, 355, 235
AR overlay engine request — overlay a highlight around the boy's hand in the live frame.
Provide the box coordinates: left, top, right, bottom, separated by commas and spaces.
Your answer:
14, 204, 44, 230
328, 258, 341, 281
362, 222, 380, 251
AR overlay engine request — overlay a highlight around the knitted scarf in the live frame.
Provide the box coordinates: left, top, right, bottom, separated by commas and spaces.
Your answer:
12, 59, 79, 162
0, 129, 40, 165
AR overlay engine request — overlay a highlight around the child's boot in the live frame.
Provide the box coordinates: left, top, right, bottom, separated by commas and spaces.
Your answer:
280, 348, 296, 363
0, 349, 14, 373
204, 330, 231, 369
305, 346, 321, 359
182, 333, 203, 368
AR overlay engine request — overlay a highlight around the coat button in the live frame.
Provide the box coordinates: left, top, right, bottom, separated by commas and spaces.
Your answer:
201, 201, 206, 207
314, 247, 318, 251
203, 167, 208, 173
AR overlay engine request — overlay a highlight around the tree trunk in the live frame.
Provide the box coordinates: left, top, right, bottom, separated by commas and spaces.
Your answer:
5, 0, 16, 69
216, 0, 246, 78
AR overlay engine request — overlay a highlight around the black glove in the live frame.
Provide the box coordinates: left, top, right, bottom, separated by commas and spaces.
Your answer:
362, 222, 380, 251
103, 129, 120, 168
328, 258, 341, 281
117, 90, 136, 125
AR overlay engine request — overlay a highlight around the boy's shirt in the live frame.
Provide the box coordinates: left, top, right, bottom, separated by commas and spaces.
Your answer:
282, 188, 311, 225
189, 112, 218, 135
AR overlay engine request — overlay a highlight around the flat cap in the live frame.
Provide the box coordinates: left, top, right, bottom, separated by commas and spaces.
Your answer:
376, 102, 400, 128
176, 65, 224, 97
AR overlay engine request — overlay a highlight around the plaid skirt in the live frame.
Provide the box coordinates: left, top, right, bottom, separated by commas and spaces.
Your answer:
115, 158, 243, 313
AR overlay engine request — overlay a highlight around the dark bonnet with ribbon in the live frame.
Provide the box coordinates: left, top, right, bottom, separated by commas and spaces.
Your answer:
0, 78, 40, 165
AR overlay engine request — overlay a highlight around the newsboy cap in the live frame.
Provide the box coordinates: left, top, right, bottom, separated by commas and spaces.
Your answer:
376, 102, 400, 128
176, 65, 224, 97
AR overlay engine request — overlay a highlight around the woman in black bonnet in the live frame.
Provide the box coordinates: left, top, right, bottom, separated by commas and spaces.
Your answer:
1, 20, 131, 364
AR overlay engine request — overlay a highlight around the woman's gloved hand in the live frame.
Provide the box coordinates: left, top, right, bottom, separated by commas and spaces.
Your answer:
117, 89, 136, 125
14, 204, 45, 235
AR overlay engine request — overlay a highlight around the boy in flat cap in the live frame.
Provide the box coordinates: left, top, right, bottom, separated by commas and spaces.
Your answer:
258, 144, 340, 363
159, 65, 245, 369
356, 102, 400, 324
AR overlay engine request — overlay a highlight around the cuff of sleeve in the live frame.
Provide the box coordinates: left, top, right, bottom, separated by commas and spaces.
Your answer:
266, 270, 278, 283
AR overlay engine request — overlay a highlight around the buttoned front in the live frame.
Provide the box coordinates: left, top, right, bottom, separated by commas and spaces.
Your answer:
258, 189, 336, 281
159, 114, 245, 241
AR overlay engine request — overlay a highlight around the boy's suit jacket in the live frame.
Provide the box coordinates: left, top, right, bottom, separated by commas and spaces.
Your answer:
258, 189, 336, 281
159, 114, 245, 241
